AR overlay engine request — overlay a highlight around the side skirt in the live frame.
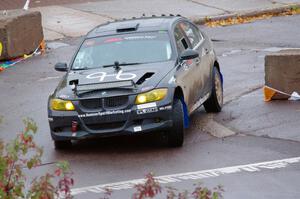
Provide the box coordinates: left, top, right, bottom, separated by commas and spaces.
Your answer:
189, 92, 210, 114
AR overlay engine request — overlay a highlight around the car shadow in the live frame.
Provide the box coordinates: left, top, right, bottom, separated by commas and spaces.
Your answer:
72, 133, 166, 152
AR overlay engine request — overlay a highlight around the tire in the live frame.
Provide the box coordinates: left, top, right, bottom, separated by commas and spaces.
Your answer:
54, 140, 72, 150
167, 99, 184, 147
204, 67, 223, 113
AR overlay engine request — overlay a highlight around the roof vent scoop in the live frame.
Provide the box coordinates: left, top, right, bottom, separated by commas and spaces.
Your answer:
116, 23, 139, 32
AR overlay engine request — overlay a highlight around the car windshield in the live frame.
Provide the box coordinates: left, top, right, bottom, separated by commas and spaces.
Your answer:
72, 31, 172, 70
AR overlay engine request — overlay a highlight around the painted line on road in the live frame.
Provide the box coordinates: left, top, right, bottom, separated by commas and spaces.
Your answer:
71, 156, 300, 196
37, 76, 60, 82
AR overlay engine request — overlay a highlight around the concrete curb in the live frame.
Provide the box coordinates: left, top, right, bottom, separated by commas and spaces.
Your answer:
192, 3, 300, 25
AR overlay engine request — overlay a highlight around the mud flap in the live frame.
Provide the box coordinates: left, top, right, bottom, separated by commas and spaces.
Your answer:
180, 97, 189, 128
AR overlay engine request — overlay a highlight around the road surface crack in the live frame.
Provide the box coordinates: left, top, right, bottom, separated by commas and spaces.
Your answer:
224, 85, 263, 105
238, 132, 300, 144
44, 27, 68, 38
187, 0, 230, 13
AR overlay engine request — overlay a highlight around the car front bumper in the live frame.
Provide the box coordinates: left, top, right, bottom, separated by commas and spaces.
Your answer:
48, 100, 173, 141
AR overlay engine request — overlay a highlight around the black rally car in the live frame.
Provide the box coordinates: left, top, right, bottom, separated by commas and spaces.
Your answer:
48, 15, 223, 149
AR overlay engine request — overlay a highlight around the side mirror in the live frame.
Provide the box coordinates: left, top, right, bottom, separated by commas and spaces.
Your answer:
180, 49, 199, 61
55, 63, 68, 72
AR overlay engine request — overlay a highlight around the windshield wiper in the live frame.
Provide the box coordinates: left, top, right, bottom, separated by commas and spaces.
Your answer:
102, 62, 142, 68
73, 62, 142, 71
72, 67, 88, 71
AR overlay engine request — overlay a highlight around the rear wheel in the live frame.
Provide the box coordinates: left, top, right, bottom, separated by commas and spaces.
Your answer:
204, 67, 223, 113
54, 140, 72, 150
167, 99, 184, 147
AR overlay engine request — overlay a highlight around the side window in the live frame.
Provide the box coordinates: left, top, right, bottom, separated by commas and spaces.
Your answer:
174, 24, 189, 54
180, 22, 203, 49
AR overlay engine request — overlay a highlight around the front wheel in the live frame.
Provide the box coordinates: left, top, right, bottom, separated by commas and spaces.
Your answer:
204, 67, 223, 113
167, 99, 184, 147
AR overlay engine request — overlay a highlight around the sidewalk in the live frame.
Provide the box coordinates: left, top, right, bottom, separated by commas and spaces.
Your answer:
3, 0, 300, 40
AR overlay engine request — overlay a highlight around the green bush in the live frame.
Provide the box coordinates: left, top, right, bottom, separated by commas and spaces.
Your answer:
0, 118, 74, 199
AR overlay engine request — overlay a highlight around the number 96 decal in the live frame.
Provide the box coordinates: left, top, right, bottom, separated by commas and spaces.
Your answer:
86, 70, 137, 82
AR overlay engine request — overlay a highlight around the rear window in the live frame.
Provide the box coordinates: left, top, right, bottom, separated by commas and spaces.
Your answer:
72, 31, 172, 70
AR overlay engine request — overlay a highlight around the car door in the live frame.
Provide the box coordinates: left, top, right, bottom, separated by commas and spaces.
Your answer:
180, 21, 208, 112
199, 30, 215, 95
173, 23, 199, 112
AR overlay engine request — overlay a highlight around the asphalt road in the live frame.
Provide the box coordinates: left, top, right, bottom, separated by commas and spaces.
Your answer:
0, 0, 102, 10
0, 15, 300, 198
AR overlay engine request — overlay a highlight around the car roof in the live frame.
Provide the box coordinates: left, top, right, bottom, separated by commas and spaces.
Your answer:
86, 15, 185, 38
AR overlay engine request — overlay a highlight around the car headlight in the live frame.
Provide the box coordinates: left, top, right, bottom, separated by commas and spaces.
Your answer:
135, 88, 168, 104
50, 99, 75, 111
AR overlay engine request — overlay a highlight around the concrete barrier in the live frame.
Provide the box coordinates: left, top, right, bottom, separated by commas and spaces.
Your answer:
265, 49, 300, 99
0, 10, 43, 61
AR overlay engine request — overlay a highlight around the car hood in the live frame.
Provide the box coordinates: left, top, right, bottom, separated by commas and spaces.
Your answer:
54, 61, 175, 99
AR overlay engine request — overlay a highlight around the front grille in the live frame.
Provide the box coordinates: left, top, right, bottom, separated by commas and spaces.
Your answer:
82, 113, 129, 124
80, 96, 128, 110
86, 122, 125, 130
104, 96, 128, 108
80, 99, 102, 109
